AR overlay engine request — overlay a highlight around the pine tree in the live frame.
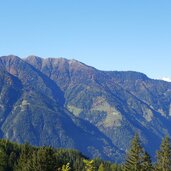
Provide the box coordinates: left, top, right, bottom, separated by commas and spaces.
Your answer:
30, 150, 38, 171
8, 152, 17, 171
98, 163, 105, 171
111, 163, 123, 171
124, 133, 144, 171
155, 136, 171, 171
141, 151, 152, 171
61, 163, 71, 171
83, 159, 96, 171
0, 147, 8, 171
15, 142, 33, 171
33, 147, 56, 171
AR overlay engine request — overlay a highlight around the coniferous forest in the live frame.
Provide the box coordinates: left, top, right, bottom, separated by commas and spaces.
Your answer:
0, 134, 171, 171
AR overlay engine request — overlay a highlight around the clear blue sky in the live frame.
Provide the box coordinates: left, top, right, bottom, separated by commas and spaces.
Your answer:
0, 0, 171, 79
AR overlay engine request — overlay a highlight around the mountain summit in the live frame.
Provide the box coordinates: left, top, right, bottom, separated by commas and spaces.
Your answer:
0, 55, 171, 161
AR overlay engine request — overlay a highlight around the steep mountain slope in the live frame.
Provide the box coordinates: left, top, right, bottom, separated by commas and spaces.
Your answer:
0, 55, 122, 161
1, 55, 171, 161
26, 56, 171, 158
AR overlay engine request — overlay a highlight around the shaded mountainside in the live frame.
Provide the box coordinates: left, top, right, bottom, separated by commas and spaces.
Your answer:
0, 55, 121, 162
0, 55, 171, 161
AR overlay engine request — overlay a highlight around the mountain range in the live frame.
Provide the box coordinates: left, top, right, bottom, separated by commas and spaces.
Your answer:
0, 55, 171, 162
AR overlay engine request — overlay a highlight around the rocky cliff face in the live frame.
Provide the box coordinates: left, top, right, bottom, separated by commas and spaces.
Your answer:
0, 55, 171, 161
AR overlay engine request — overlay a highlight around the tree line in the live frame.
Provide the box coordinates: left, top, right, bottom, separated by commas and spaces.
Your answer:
0, 134, 171, 171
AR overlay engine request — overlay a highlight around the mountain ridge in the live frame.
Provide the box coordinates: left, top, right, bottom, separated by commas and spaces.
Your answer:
0, 55, 122, 161
0, 55, 171, 161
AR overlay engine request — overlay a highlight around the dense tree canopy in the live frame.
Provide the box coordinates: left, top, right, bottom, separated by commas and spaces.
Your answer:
0, 134, 170, 171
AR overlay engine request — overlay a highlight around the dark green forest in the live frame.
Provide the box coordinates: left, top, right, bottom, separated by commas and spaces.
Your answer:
0, 134, 171, 171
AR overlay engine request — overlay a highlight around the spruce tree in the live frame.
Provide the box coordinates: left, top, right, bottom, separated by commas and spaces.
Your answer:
155, 135, 171, 171
124, 133, 144, 171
